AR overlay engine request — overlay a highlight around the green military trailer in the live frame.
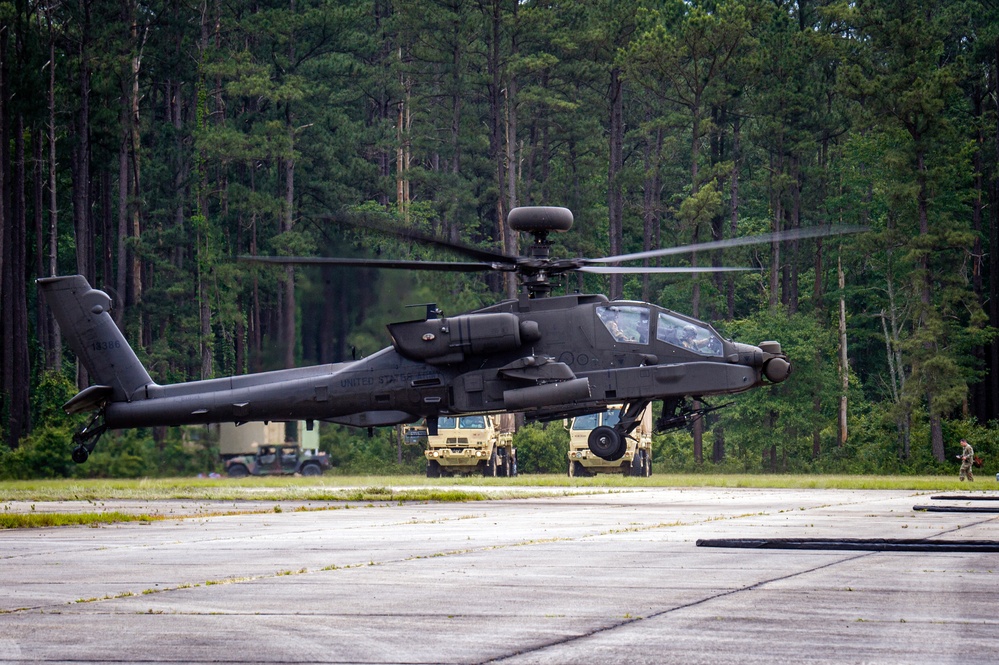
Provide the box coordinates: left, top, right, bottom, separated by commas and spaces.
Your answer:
425, 414, 516, 478
220, 421, 330, 477
566, 405, 652, 477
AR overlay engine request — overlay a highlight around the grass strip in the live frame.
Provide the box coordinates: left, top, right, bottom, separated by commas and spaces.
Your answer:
0, 474, 996, 504
0, 511, 162, 529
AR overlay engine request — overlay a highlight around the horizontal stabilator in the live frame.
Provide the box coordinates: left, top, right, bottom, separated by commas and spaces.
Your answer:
695, 538, 999, 552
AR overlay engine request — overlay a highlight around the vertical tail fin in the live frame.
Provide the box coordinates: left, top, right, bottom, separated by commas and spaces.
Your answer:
37, 276, 153, 404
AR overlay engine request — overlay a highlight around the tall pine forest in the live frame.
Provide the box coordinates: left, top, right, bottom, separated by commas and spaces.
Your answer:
2, 0, 999, 476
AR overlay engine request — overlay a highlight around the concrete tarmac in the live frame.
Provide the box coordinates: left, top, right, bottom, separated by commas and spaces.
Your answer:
1, 487, 998, 664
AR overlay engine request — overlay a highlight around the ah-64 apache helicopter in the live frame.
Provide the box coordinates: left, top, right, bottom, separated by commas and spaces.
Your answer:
39, 206, 860, 465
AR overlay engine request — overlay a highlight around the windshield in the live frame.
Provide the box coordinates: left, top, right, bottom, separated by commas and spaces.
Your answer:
656, 312, 723, 356
572, 409, 620, 430
437, 417, 457, 429
458, 416, 486, 429
597, 305, 650, 344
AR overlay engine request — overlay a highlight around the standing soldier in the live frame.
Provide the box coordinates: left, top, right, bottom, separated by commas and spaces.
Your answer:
957, 439, 975, 482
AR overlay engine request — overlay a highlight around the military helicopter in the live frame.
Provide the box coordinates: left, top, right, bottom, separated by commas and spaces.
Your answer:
39, 206, 859, 464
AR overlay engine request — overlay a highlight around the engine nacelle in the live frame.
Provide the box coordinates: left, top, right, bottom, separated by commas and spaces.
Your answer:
388, 312, 538, 365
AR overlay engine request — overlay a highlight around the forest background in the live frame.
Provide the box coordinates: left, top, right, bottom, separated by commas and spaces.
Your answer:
2, 0, 999, 478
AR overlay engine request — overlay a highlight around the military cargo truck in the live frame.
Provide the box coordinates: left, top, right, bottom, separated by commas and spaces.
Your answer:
425, 413, 516, 477
220, 421, 330, 477
567, 405, 652, 477
402, 423, 428, 445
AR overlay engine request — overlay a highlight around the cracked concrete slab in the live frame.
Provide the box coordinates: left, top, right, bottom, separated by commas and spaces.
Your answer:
1, 487, 996, 664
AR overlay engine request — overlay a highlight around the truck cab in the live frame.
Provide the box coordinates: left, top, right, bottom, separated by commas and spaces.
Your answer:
424, 414, 516, 478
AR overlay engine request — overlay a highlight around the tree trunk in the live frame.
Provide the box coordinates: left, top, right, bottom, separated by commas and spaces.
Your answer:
46, 13, 60, 363
607, 67, 624, 299
641, 118, 662, 303
727, 114, 740, 320
33, 128, 51, 367
915, 148, 944, 462
2, 110, 30, 446
838, 255, 848, 445
282, 3, 296, 366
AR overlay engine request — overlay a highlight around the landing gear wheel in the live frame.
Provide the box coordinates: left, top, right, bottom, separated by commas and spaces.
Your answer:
70, 410, 108, 465
588, 426, 624, 461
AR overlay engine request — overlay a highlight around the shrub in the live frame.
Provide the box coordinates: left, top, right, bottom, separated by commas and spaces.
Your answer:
513, 423, 568, 474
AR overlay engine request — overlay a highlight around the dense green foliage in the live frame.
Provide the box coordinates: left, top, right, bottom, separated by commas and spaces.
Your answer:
3, 0, 999, 477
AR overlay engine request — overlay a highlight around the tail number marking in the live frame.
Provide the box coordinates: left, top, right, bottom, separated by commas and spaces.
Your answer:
91, 340, 122, 351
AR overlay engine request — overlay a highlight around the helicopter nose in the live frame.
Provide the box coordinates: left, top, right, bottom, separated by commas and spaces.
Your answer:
757, 341, 790, 383
763, 357, 791, 383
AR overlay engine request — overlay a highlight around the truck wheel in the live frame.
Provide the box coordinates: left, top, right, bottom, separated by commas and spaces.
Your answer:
630, 452, 644, 477
644, 450, 653, 477
300, 462, 322, 477
504, 450, 515, 477
427, 460, 441, 478
227, 464, 249, 478
511, 453, 517, 477
568, 460, 575, 477
483, 452, 498, 477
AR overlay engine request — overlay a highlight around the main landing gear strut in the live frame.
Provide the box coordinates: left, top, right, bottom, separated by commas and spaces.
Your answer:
587, 401, 650, 462
71, 411, 107, 464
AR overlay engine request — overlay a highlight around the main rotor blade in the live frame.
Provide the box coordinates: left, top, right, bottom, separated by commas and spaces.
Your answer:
314, 212, 521, 265
240, 255, 516, 272
577, 266, 755, 274
587, 225, 868, 265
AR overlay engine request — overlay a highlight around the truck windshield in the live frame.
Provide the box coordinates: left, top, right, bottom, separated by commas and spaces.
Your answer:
438, 417, 457, 429
572, 414, 599, 430
602, 410, 620, 427
458, 416, 486, 429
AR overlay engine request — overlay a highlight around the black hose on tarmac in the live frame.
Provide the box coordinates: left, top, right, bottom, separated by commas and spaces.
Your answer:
696, 538, 999, 552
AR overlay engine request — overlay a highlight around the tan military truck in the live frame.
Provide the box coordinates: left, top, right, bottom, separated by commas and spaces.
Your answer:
220, 421, 329, 477
566, 405, 652, 477
425, 414, 516, 477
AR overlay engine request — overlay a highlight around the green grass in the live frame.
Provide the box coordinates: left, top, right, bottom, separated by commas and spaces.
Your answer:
0, 474, 993, 529
0, 473, 993, 503
0, 511, 162, 529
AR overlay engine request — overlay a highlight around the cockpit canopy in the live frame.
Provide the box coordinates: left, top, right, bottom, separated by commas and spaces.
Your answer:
596, 304, 723, 357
